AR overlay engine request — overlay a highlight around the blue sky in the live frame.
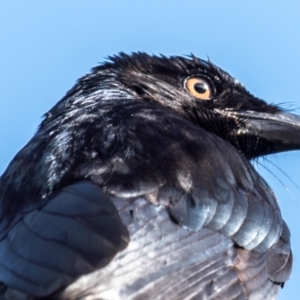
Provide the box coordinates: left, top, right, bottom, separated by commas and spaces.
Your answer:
1, 2, 300, 299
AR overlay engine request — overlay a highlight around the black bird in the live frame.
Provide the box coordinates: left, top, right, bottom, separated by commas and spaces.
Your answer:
0, 53, 299, 300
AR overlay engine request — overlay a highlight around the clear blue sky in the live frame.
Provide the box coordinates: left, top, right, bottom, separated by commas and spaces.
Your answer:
1, 2, 300, 299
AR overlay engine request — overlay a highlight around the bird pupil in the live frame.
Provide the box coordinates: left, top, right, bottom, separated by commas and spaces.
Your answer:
194, 82, 206, 94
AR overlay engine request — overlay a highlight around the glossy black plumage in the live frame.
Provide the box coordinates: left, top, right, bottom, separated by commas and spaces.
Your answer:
0, 53, 299, 299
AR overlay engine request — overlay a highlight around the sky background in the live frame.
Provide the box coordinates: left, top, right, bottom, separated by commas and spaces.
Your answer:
0, 2, 300, 299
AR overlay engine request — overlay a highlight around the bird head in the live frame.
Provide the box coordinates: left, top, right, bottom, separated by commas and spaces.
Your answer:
85, 52, 300, 159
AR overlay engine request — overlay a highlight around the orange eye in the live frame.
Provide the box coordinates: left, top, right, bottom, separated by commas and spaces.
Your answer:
185, 77, 212, 100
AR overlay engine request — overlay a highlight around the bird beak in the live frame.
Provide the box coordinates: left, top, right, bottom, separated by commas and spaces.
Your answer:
229, 110, 300, 154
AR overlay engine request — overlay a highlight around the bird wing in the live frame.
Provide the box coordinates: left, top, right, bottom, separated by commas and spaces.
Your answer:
0, 181, 129, 298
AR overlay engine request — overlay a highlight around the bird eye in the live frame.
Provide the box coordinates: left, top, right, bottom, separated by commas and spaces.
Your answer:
185, 77, 212, 100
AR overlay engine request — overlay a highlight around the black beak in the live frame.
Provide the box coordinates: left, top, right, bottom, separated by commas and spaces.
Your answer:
232, 110, 300, 155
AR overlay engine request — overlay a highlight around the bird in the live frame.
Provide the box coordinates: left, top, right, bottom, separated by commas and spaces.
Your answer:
0, 52, 299, 300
